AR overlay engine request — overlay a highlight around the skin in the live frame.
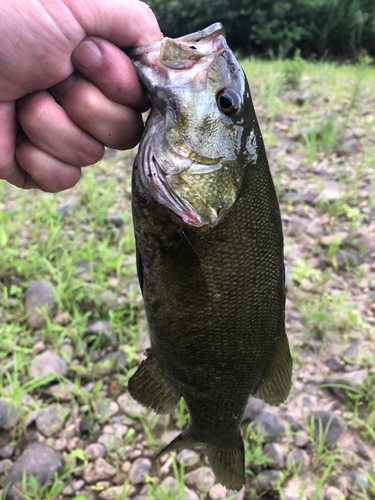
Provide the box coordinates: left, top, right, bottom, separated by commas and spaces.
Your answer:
0, 0, 162, 192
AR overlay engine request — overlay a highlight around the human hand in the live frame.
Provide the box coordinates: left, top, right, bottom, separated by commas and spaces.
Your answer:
0, 0, 162, 192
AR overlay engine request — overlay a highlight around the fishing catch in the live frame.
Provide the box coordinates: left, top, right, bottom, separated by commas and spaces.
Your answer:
128, 23, 292, 490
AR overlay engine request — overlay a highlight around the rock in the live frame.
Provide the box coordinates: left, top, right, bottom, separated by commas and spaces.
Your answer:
263, 443, 285, 469
349, 473, 368, 494
0, 443, 14, 459
105, 214, 124, 228
209, 483, 227, 500
24, 280, 56, 328
176, 449, 200, 467
99, 291, 117, 309
353, 438, 372, 460
129, 458, 152, 484
54, 312, 70, 325
97, 424, 128, 449
86, 320, 113, 341
328, 355, 344, 372
226, 487, 245, 500
342, 339, 359, 362
336, 139, 360, 156
84, 443, 106, 461
311, 411, 345, 446
3, 443, 63, 500
0, 459, 12, 474
256, 470, 283, 493
83, 457, 116, 483
161, 476, 199, 500
117, 392, 145, 418
185, 466, 216, 491
0, 400, 19, 430
161, 430, 180, 446
48, 383, 72, 401
325, 486, 345, 500
57, 197, 78, 214
30, 350, 68, 379
98, 485, 135, 499
323, 370, 369, 402
321, 181, 348, 201
321, 232, 348, 246
286, 449, 310, 473
35, 405, 64, 437
241, 397, 265, 423
252, 412, 285, 442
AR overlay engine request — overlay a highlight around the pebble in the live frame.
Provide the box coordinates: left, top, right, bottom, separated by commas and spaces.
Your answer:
325, 486, 345, 500
129, 458, 152, 484
241, 397, 265, 423
321, 181, 348, 201
86, 320, 113, 341
0, 400, 19, 430
185, 466, 216, 491
35, 405, 64, 437
176, 449, 200, 467
57, 197, 78, 214
209, 483, 227, 500
0, 443, 15, 459
30, 350, 68, 379
349, 473, 368, 494
48, 383, 72, 401
255, 470, 283, 493
0, 459, 12, 475
286, 449, 310, 473
83, 457, 116, 483
98, 485, 136, 499
336, 138, 360, 156
252, 411, 285, 442
311, 411, 345, 445
353, 438, 372, 460
84, 443, 106, 461
263, 443, 285, 469
161, 476, 199, 500
24, 280, 56, 328
105, 214, 124, 228
117, 392, 145, 418
3, 443, 63, 500
323, 370, 369, 402
98, 424, 128, 449
342, 338, 359, 362
328, 355, 344, 372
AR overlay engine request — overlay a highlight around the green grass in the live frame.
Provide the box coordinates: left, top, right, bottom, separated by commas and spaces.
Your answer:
1, 57, 375, 498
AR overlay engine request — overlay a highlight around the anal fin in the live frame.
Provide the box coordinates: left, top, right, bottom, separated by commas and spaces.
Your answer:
254, 334, 292, 406
128, 352, 180, 414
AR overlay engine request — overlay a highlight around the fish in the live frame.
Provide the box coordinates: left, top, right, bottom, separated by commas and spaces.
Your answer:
127, 23, 292, 490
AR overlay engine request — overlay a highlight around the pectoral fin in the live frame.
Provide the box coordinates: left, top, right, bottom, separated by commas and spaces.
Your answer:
254, 334, 292, 406
128, 351, 181, 414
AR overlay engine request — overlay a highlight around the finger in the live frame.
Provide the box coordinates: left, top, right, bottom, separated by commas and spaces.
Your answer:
0, 101, 28, 188
51, 73, 144, 150
72, 37, 149, 111
65, 0, 163, 47
17, 90, 104, 167
16, 135, 82, 192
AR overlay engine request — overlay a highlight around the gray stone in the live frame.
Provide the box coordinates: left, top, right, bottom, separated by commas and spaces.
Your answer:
57, 197, 78, 214
3, 443, 63, 500
256, 470, 283, 493
35, 405, 64, 437
86, 320, 113, 341
0, 400, 19, 430
98, 485, 136, 499
342, 339, 359, 362
263, 443, 285, 469
209, 483, 227, 500
176, 449, 200, 467
336, 139, 360, 156
323, 370, 369, 403
83, 457, 116, 483
0, 443, 14, 459
253, 411, 285, 442
349, 473, 368, 494
353, 438, 372, 460
97, 424, 129, 449
321, 181, 348, 201
185, 467, 216, 492
286, 449, 310, 473
24, 280, 56, 328
105, 214, 124, 228
311, 411, 345, 446
161, 476, 199, 500
129, 458, 152, 484
84, 443, 106, 461
0, 459, 12, 475
99, 291, 117, 309
328, 355, 344, 372
117, 392, 145, 418
325, 486, 345, 500
241, 397, 265, 423
30, 350, 68, 379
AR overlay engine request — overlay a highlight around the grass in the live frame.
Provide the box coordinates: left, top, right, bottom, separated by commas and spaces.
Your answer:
1, 57, 375, 498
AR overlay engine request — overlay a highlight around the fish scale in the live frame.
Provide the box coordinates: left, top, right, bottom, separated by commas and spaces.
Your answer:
127, 23, 292, 490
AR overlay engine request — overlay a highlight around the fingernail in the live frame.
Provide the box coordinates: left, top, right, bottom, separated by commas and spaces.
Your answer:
73, 40, 102, 70
51, 74, 76, 98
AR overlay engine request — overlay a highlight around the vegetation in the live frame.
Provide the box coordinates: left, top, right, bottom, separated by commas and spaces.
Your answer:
146, 0, 375, 57
1, 56, 375, 498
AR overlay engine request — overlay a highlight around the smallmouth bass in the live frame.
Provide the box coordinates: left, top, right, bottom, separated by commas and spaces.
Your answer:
127, 23, 292, 490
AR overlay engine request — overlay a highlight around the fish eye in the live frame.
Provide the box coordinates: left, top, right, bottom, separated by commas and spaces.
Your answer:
216, 88, 241, 116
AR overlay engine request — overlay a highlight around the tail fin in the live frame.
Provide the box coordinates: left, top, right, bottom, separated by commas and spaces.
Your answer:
206, 437, 245, 491
155, 428, 245, 491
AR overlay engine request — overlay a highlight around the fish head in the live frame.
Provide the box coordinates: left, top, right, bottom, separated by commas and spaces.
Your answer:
130, 23, 258, 227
